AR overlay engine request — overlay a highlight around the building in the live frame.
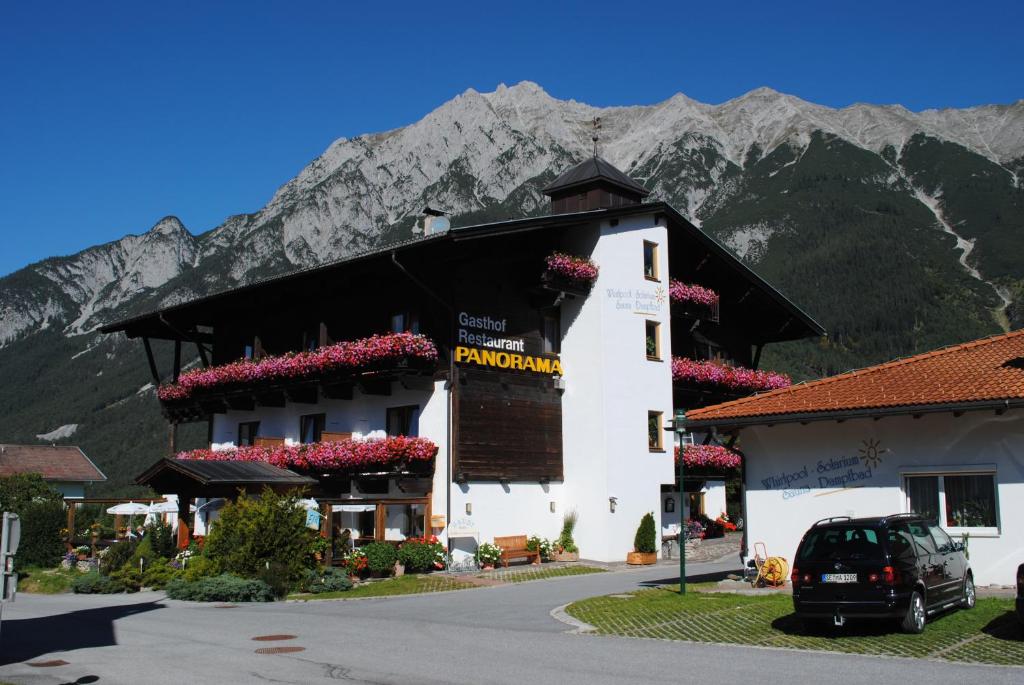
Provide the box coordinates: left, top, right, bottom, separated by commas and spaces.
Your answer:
0, 444, 107, 499
101, 156, 822, 562
685, 329, 1024, 585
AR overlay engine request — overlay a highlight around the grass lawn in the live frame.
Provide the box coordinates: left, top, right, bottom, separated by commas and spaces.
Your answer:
478, 565, 606, 583
567, 588, 1024, 666
15, 566, 78, 594
289, 573, 479, 600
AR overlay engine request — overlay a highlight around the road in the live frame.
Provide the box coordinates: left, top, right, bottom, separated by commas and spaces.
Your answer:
0, 560, 1020, 685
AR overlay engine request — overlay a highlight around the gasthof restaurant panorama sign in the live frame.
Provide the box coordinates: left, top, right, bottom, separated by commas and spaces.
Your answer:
455, 311, 563, 375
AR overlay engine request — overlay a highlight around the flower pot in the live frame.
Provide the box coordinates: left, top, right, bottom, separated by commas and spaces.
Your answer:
394, 562, 405, 577
553, 551, 579, 563
482, 564, 495, 571
626, 552, 657, 566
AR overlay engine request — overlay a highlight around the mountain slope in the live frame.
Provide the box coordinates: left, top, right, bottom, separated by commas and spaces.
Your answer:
1, 82, 1021, 492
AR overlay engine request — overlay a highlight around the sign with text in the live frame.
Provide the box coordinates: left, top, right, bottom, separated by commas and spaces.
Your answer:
456, 311, 562, 375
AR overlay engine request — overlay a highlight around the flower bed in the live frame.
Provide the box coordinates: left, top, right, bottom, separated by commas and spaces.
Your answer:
675, 444, 742, 470
544, 252, 599, 285
157, 332, 438, 402
671, 357, 790, 393
669, 280, 719, 309
176, 436, 438, 473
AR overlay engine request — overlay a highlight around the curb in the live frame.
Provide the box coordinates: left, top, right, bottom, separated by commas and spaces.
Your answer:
550, 602, 596, 633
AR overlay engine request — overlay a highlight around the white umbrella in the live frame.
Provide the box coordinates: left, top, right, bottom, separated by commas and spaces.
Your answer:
297, 498, 320, 511
148, 501, 196, 514
106, 502, 150, 515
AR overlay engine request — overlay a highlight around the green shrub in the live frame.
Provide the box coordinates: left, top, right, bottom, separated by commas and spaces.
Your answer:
165, 574, 274, 602
256, 561, 291, 599
558, 509, 579, 554
108, 566, 142, 592
397, 537, 444, 573
526, 535, 553, 561
362, 542, 398, 576
297, 567, 353, 594
203, 488, 315, 583
16, 499, 65, 568
72, 571, 125, 594
129, 537, 160, 571
633, 512, 657, 554
142, 562, 181, 590
0, 473, 58, 511
100, 539, 138, 575
181, 555, 216, 582
145, 519, 176, 559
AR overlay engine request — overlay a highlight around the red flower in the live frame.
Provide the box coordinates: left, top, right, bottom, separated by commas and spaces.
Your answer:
158, 332, 438, 402
669, 280, 719, 308
544, 252, 599, 284
671, 357, 790, 393
176, 436, 438, 473
675, 444, 742, 470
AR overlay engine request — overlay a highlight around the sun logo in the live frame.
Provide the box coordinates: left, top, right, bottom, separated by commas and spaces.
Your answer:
858, 438, 887, 468
655, 286, 666, 306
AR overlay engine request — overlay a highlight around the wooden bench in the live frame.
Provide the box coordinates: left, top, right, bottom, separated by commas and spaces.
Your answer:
494, 535, 540, 567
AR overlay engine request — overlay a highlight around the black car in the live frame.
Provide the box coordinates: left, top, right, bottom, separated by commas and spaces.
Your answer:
791, 514, 974, 633
1016, 562, 1023, 624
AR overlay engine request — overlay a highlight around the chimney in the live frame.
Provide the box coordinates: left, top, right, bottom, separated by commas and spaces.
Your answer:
412, 206, 450, 236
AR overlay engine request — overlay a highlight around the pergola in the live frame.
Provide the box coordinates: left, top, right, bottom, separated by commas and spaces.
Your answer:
135, 458, 317, 547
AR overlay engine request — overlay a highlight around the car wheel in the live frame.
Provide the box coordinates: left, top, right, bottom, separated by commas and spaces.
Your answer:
900, 590, 926, 634
961, 575, 976, 610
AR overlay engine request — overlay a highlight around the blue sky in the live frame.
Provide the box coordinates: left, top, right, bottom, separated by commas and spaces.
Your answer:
1, 1, 1020, 277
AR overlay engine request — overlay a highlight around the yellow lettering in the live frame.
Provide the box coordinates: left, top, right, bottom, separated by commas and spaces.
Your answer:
535, 357, 551, 374
455, 346, 469, 363
467, 348, 482, 365
481, 349, 496, 367
511, 354, 524, 370
523, 356, 536, 372
551, 360, 564, 376
496, 352, 510, 368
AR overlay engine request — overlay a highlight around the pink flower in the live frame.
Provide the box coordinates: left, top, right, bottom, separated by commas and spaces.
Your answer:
544, 252, 598, 284
675, 444, 742, 469
669, 280, 719, 308
158, 332, 438, 402
671, 357, 790, 393
176, 436, 439, 473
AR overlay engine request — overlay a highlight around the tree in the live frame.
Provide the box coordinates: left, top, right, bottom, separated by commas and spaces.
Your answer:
0, 474, 65, 567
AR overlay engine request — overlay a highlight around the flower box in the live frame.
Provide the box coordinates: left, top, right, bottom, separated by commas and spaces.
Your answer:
676, 445, 742, 470
626, 551, 657, 565
542, 252, 598, 294
552, 550, 579, 562
158, 332, 438, 403
669, 280, 719, 321
177, 435, 438, 474
671, 357, 790, 394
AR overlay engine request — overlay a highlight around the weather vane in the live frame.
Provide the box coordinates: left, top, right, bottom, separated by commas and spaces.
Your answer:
592, 116, 601, 157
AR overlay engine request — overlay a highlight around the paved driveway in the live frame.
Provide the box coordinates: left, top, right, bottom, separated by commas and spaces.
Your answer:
0, 560, 1020, 685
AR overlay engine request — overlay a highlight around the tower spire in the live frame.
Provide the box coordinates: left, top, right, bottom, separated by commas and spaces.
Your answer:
591, 116, 602, 157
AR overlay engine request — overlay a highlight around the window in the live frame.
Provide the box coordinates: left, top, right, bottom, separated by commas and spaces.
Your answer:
299, 413, 326, 444
542, 312, 560, 354
648, 411, 664, 451
904, 472, 998, 530
664, 497, 675, 513
386, 405, 419, 437
643, 241, 659, 280
390, 311, 420, 334
243, 343, 255, 360
645, 320, 661, 360
237, 421, 260, 447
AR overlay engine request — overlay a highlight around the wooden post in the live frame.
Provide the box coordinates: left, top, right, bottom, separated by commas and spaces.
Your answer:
176, 494, 192, 549
114, 514, 123, 539
169, 422, 178, 456
142, 337, 161, 386
65, 502, 76, 552
375, 504, 386, 542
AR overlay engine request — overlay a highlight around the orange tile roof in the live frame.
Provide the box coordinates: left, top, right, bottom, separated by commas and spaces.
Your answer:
686, 329, 1024, 427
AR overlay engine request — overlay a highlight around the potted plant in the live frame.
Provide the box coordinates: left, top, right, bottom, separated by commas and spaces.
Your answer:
75, 545, 91, 561
627, 513, 658, 565
526, 535, 552, 563
475, 542, 502, 570
553, 509, 579, 562
309, 536, 330, 564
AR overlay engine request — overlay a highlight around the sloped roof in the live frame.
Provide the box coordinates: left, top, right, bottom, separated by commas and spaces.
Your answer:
0, 445, 106, 482
136, 458, 317, 487
686, 329, 1024, 428
542, 156, 650, 197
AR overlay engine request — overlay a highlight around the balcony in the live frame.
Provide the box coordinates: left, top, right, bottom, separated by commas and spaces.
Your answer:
672, 356, 791, 408
176, 435, 438, 478
669, 280, 719, 323
157, 333, 439, 422
540, 251, 598, 297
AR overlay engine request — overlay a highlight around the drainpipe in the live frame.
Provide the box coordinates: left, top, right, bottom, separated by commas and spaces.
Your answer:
390, 252, 455, 559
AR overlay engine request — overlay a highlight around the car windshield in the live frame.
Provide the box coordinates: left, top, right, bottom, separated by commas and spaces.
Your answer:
798, 526, 885, 562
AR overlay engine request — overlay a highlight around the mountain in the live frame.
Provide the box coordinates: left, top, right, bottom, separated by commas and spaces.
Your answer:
2, 81, 1022, 492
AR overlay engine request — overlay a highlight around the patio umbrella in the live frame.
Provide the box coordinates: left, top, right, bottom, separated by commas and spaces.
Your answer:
106, 502, 150, 515
147, 501, 196, 514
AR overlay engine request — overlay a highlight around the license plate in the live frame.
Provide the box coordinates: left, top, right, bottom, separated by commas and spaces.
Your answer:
821, 573, 858, 583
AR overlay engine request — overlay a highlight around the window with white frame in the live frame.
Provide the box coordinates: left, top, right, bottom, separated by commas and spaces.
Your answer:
903, 472, 998, 531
